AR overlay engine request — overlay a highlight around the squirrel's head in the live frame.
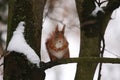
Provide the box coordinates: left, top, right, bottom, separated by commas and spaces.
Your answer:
54, 25, 66, 48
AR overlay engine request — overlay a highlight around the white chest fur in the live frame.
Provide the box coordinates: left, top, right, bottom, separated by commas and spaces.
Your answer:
49, 48, 67, 59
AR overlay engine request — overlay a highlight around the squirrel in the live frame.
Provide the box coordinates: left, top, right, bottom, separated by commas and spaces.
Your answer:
46, 25, 70, 61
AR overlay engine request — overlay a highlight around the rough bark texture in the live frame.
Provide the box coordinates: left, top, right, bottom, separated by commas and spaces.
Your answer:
75, 0, 120, 80
75, 0, 100, 80
4, 0, 46, 80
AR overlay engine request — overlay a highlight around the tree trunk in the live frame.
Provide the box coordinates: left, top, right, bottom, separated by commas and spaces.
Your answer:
75, 0, 120, 80
75, 0, 100, 80
4, 0, 46, 80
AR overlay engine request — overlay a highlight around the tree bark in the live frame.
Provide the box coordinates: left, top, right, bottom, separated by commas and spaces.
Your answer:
75, 0, 100, 80
4, 0, 46, 80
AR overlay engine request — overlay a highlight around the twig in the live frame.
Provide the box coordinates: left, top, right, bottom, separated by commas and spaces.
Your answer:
0, 63, 3, 66
40, 57, 120, 70
47, 15, 64, 25
104, 48, 120, 57
95, 0, 108, 6
80, 20, 97, 27
98, 32, 105, 80
0, 50, 10, 66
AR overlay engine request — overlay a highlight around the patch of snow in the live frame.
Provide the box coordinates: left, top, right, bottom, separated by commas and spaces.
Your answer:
91, 2, 105, 16
7, 21, 40, 67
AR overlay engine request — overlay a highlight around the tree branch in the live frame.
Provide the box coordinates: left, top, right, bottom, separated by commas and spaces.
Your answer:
105, 0, 120, 13
42, 57, 120, 70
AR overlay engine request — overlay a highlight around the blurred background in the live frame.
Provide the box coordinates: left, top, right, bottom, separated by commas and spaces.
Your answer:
0, 0, 7, 79
1, 0, 120, 80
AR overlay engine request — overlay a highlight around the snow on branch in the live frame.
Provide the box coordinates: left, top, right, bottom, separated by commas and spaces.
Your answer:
91, 0, 109, 16
7, 21, 40, 67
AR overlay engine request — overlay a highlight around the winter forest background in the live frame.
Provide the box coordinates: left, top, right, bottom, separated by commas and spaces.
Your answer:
0, 0, 120, 80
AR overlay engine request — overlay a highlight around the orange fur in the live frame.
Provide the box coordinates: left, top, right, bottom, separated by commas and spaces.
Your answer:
46, 25, 69, 61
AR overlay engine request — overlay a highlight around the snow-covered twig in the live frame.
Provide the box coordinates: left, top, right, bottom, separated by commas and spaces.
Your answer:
91, 2, 104, 16
91, 0, 108, 16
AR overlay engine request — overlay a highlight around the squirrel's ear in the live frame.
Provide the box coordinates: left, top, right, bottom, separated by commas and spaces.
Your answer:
55, 24, 59, 32
62, 25, 65, 33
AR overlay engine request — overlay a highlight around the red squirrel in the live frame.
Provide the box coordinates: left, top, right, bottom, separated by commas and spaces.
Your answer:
46, 25, 70, 61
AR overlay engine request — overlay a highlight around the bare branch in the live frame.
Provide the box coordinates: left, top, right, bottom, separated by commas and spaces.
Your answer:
81, 20, 97, 27
105, 0, 120, 13
0, 63, 3, 66
97, 34, 105, 80
41, 57, 120, 70
95, 0, 108, 6
0, 51, 10, 66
